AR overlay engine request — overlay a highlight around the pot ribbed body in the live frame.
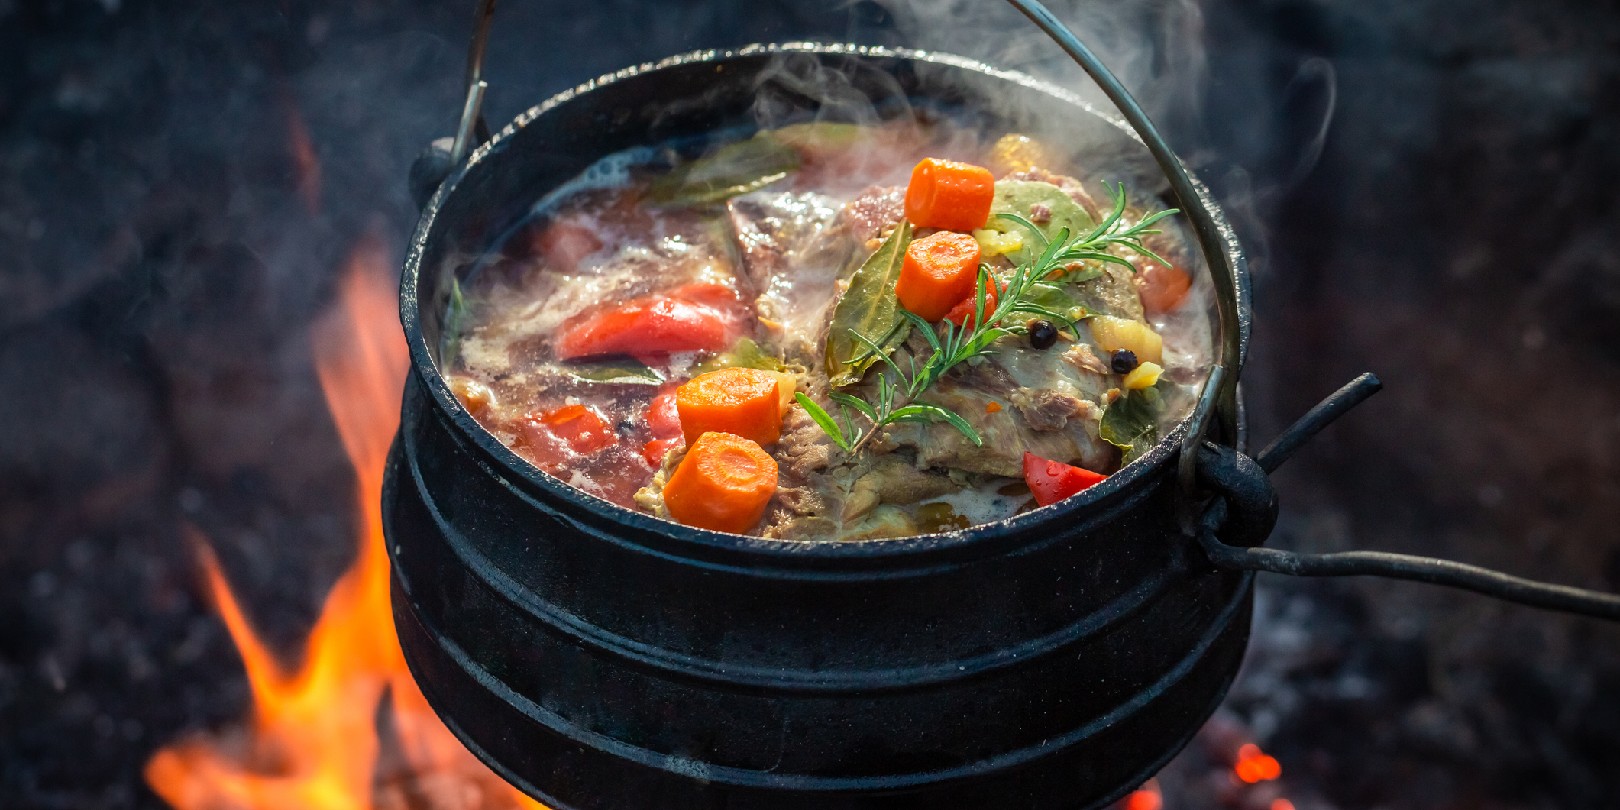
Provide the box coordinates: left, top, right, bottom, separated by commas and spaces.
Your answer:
386, 45, 1254, 810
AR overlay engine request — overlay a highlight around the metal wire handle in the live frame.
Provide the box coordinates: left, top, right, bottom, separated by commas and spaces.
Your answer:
1194, 374, 1620, 621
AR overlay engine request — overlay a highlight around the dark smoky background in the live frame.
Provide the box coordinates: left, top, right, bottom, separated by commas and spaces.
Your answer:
2, 0, 1617, 808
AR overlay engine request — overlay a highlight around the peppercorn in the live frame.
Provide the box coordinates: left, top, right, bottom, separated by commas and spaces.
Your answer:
1027, 319, 1058, 350
1110, 349, 1139, 374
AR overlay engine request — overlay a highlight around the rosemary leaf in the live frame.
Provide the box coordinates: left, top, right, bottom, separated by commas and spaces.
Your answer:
795, 392, 850, 451
888, 404, 983, 446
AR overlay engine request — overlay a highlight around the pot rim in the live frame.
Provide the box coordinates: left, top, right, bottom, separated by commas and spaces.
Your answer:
400, 41, 1251, 561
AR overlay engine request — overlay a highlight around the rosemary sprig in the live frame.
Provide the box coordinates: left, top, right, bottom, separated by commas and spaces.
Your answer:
799, 182, 1178, 456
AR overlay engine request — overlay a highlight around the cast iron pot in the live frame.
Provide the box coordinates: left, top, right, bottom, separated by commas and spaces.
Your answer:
384, 43, 1253, 810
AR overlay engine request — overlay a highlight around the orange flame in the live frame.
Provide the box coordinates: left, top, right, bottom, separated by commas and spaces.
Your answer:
283, 95, 323, 215
1120, 779, 1162, 810
1233, 742, 1283, 784
145, 235, 545, 810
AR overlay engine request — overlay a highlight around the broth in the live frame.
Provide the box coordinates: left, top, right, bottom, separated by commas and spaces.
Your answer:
441, 117, 1212, 540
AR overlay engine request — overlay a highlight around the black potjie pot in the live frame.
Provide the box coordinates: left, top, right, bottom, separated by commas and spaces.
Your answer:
384, 44, 1254, 810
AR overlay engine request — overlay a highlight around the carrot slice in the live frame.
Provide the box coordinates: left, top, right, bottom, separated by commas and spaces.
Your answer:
675, 367, 784, 446
663, 432, 779, 534
903, 158, 995, 232
897, 231, 982, 322
1135, 260, 1192, 315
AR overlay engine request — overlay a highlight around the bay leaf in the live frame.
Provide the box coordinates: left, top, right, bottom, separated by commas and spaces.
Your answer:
693, 337, 787, 374
824, 220, 914, 388
1099, 381, 1166, 463
646, 133, 801, 206
767, 122, 864, 155
988, 180, 1095, 264
565, 358, 664, 385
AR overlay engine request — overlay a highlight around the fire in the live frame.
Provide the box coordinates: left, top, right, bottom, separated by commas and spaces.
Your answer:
282, 92, 323, 215
145, 235, 545, 810
1120, 779, 1162, 810
1233, 742, 1283, 784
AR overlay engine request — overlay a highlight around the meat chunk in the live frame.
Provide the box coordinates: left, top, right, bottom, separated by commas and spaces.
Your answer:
726, 191, 853, 364
1017, 389, 1085, 432
841, 185, 905, 247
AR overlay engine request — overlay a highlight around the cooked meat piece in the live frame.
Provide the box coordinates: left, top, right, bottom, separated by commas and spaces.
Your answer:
726, 191, 853, 364
842, 456, 960, 522
775, 404, 837, 480
1017, 389, 1085, 432
1063, 343, 1110, 375
1071, 262, 1145, 321
841, 185, 906, 247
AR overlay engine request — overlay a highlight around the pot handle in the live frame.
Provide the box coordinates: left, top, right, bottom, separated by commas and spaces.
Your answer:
1194, 373, 1620, 622
409, 0, 498, 209
1002, 0, 1247, 534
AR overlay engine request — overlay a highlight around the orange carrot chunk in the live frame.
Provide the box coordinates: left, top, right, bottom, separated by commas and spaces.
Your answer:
675, 367, 784, 446
897, 231, 982, 322
903, 158, 995, 232
663, 432, 779, 534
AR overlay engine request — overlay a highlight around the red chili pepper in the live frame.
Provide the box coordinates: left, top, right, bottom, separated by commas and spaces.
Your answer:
1022, 451, 1107, 506
640, 388, 685, 466
553, 283, 745, 361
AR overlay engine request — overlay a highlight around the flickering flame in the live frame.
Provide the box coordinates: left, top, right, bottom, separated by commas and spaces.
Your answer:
145, 236, 545, 810
1120, 779, 1162, 810
1233, 742, 1283, 784
283, 94, 323, 215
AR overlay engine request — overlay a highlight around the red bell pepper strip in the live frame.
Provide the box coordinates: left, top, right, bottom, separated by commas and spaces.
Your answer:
553, 283, 745, 361
1022, 451, 1107, 506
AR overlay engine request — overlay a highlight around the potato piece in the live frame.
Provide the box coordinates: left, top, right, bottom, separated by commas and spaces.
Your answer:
1122, 361, 1163, 390
1087, 315, 1163, 365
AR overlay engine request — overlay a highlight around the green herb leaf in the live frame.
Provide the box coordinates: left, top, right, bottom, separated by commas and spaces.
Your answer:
828, 391, 877, 422
565, 359, 664, 385
795, 392, 850, 451
888, 403, 984, 446
1099, 383, 1166, 463
825, 220, 914, 387
646, 133, 801, 206
692, 337, 787, 375
440, 277, 469, 367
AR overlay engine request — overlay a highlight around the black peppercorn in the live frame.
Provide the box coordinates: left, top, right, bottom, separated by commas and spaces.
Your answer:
1027, 320, 1058, 350
1110, 349, 1139, 374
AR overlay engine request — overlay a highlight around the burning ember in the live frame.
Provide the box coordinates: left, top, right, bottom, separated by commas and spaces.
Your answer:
143, 239, 544, 810
1232, 743, 1282, 785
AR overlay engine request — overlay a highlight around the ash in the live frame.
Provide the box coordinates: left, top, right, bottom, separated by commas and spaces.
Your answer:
2, 1, 1618, 809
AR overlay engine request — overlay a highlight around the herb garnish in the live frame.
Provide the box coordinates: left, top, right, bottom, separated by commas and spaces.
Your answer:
799, 183, 1178, 456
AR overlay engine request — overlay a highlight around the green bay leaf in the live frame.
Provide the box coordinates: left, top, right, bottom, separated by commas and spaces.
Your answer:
824, 219, 913, 388
565, 358, 663, 385
692, 337, 787, 375
646, 133, 801, 206
989, 180, 1095, 264
1099, 382, 1166, 463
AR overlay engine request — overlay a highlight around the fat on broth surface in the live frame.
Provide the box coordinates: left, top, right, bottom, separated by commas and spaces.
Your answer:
442, 115, 1213, 540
